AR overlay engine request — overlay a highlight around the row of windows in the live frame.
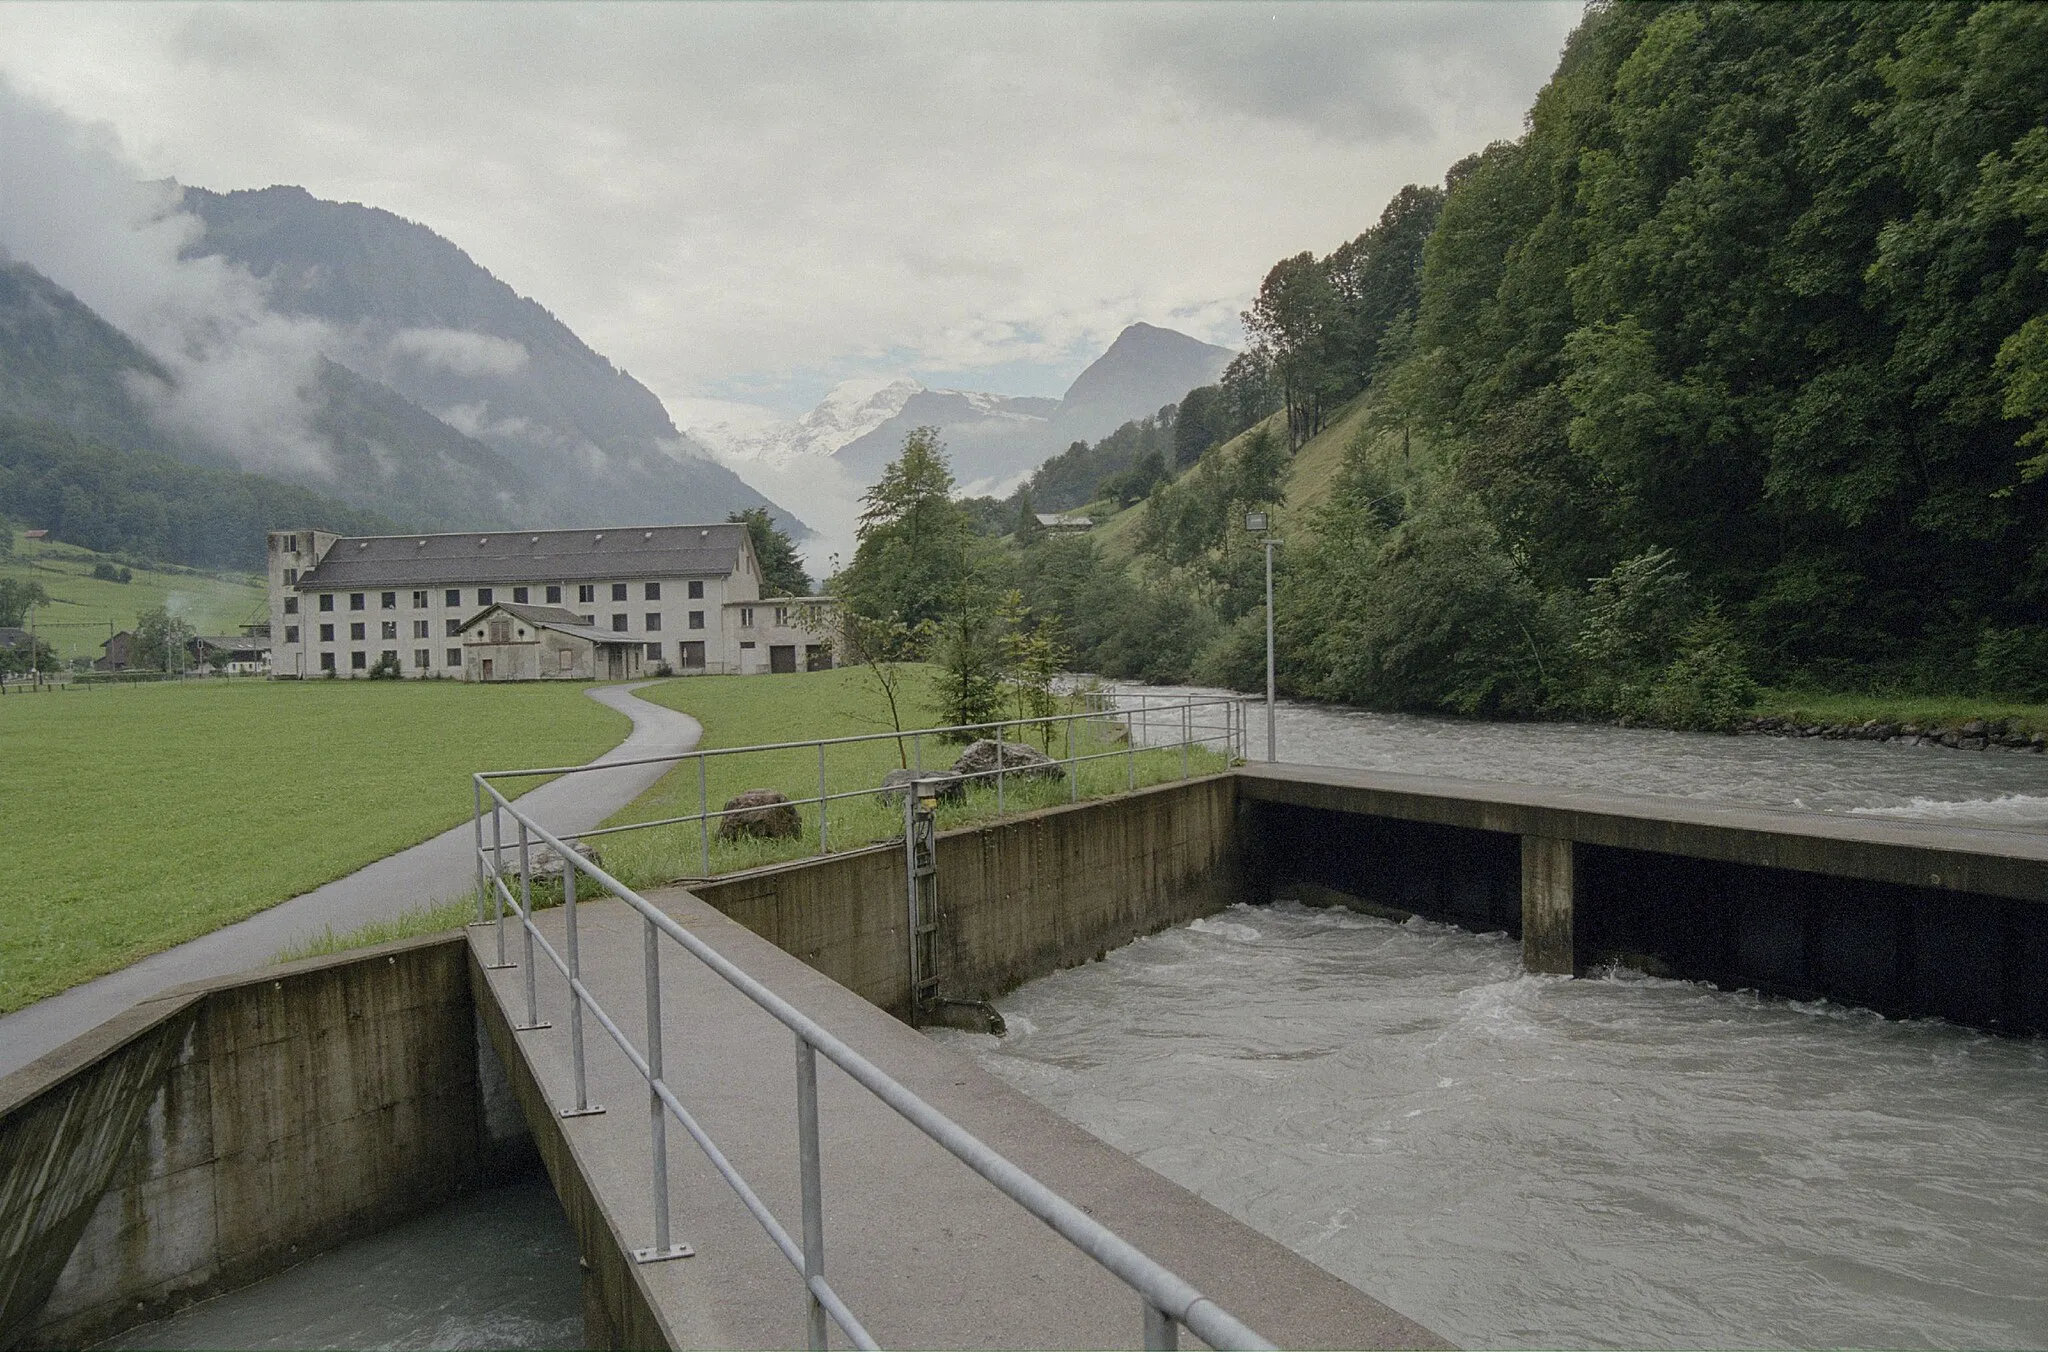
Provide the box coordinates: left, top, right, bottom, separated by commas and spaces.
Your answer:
301, 580, 705, 614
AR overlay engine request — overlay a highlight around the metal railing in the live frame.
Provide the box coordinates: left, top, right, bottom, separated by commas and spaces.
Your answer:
470, 761, 1276, 1351
474, 690, 1248, 879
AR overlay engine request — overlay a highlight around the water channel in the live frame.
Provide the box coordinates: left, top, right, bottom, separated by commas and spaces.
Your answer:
102, 694, 2048, 1348
930, 689, 2048, 1349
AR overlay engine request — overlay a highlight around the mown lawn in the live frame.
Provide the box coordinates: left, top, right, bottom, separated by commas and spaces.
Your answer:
595, 665, 1231, 885
2, 679, 628, 1012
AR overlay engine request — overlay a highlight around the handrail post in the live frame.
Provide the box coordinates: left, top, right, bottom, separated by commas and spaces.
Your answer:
485, 800, 512, 969
515, 819, 548, 1030
471, 778, 489, 925
1067, 712, 1078, 802
1145, 1301, 1179, 1350
634, 912, 689, 1263
1126, 704, 1136, 791
1180, 701, 1189, 780
996, 737, 1005, 819
698, 754, 711, 878
817, 742, 829, 856
796, 1035, 828, 1352
562, 856, 602, 1117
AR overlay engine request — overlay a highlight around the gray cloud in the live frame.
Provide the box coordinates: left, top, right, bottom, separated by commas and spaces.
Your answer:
0, 2, 1582, 420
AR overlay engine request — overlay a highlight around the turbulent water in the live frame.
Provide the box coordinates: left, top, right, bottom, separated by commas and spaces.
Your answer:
933, 690, 2048, 1348
99, 1178, 580, 1351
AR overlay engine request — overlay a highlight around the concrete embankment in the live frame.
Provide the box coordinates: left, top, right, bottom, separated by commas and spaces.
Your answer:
0, 935, 520, 1350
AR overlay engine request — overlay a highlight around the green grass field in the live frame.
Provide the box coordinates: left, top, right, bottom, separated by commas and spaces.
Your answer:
3, 530, 267, 665
2, 679, 628, 1012
591, 666, 1230, 886
1753, 690, 2048, 734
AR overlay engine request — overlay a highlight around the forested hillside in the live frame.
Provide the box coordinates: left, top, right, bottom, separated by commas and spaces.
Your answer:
0, 420, 390, 570
836, 1, 2048, 727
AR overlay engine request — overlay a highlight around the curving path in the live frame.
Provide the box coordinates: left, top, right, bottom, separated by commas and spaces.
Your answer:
0, 682, 702, 1081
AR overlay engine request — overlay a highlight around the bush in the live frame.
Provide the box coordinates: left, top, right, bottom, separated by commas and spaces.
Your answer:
1639, 609, 1757, 730
1974, 626, 2048, 700
367, 652, 403, 680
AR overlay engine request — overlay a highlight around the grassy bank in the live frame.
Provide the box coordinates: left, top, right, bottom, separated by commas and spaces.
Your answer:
3, 679, 628, 1012
3, 530, 267, 665
1751, 691, 2048, 736
596, 666, 1228, 885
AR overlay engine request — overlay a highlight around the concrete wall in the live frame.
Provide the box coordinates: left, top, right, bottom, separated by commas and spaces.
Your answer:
693, 775, 1240, 1017
0, 935, 512, 1350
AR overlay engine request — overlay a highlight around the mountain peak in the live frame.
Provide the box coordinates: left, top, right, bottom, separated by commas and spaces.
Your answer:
1054, 323, 1233, 442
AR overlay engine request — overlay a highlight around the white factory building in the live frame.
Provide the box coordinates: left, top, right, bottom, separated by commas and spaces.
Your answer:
266, 524, 834, 680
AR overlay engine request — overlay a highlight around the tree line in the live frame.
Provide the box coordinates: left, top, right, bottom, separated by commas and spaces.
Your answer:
838, 1, 2048, 726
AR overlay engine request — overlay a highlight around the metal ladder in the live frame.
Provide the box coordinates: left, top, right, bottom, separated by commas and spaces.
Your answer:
904, 787, 940, 1020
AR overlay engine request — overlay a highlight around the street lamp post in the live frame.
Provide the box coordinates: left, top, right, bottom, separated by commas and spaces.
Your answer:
1244, 512, 1279, 761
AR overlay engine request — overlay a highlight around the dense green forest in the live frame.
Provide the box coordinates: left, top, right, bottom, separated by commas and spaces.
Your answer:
0, 420, 391, 571
841, 1, 2048, 725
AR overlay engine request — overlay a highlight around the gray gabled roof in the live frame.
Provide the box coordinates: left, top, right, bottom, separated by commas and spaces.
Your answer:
295, 523, 751, 590
458, 601, 633, 645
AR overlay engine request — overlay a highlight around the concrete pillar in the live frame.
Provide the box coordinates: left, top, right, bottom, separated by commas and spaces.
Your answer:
1521, 834, 1575, 975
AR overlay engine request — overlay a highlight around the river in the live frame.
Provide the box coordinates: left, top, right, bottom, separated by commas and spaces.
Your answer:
931, 689, 2048, 1349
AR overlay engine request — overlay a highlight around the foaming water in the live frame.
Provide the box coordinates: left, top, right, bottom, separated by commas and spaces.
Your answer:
99, 1177, 581, 1351
1117, 684, 2048, 829
934, 905, 2048, 1348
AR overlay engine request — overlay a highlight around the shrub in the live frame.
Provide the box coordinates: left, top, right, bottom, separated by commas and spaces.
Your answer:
367, 652, 403, 680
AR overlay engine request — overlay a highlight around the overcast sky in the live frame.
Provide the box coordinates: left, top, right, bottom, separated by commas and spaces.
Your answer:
0, 1, 1581, 425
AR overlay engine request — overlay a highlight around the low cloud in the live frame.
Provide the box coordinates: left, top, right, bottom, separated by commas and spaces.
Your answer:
391, 326, 529, 376
0, 75, 336, 477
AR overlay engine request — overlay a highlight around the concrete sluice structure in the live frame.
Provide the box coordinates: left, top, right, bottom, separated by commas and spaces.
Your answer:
6, 764, 2048, 1349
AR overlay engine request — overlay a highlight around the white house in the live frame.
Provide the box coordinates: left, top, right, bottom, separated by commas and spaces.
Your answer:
266, 523, 835, 680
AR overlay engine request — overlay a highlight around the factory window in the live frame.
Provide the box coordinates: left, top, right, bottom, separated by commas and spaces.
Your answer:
611, 613, 628, 632
774, 606, 789, 627
445, 589, 461, 607
351, 651, 367, 670
381, 621, 397, 640
645, 613, 661, 631
447, 648, 462, 667
284, 626, 300, 644
513, 587, 529, 603
319, 594, 335, 612
284, 534, 299, 553
645, 643, 662, 661
740, 607, 754, 628
284, 596, 298, 615
489, 619, 513, 643
546, 585, 562, 604
611, 583, 628, 602
320, 652, 335, 672
350, 622, 366, 641
381, 592, 397, 610
412, 591, 429, 609
350, 593, 365, 611
446, 618, 461, 637
688, 580, 704, 599
413, 649, 430, 670
319, 624, 335, 643
284, 568, 297, 585
645, 582, 661, 600
578, 584, 595, 604
477, 588, 493, 605
688, 611, 704, 630
413, 620, 430, 639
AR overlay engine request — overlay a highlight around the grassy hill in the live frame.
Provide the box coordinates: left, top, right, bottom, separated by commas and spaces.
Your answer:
1, 530, 266, 664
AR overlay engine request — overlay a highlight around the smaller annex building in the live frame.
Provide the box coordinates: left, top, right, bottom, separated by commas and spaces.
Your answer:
457, 603, 645, 682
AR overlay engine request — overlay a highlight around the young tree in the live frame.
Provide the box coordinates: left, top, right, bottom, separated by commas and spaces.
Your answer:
0, 579, 48, 627
728, 507, 812, 596
837, 427, 973, 631
134, 604, 195, 672
1014, 487, 1044, 544
840, 610, 926, 768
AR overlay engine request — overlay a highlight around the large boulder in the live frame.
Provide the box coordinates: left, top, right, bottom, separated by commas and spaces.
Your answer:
717, 788, 802, 842
878, 768, 966, 807
950, 738, 1062, 784
500, 838, 600, 877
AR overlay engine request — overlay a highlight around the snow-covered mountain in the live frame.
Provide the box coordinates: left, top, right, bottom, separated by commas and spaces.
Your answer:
692, 377, 922, 467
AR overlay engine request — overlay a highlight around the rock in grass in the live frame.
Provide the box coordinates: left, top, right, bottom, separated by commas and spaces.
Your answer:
717, 789, 802, 842
949, 738, 1062, 784
502, 839, 600, 875
877, 768, 966, 806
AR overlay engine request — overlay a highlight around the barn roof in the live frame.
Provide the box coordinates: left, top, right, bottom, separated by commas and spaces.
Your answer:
295, 524, 750, 590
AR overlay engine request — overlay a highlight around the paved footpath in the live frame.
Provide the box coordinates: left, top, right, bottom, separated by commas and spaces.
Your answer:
0, 682, 701, 1080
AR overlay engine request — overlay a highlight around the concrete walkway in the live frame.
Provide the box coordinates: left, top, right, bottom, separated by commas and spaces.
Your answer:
0, 682, 701, 1080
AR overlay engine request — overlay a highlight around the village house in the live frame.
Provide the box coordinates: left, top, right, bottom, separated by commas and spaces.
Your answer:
266, 524, 835, 681
95, 631, 135, 672
188, 633, 273, 676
